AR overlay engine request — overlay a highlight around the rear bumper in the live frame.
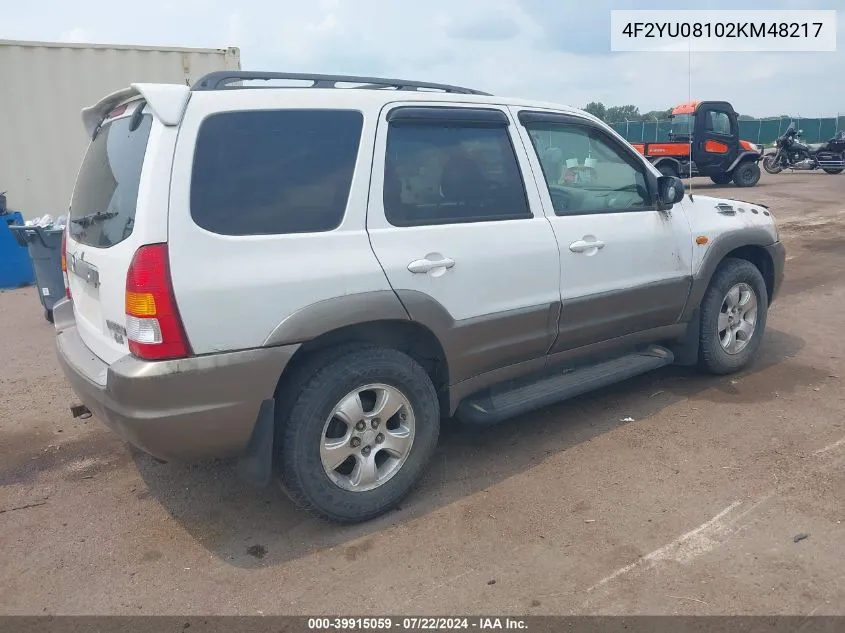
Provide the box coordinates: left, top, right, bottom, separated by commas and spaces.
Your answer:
53, 299, 299, 462
765, 241, 786, 304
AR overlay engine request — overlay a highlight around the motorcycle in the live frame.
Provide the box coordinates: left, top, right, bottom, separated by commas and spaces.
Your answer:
763, 123, 845, 175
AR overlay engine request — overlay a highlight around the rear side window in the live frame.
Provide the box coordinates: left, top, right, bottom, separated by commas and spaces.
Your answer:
69, 113, 152, 247
191, 110, 363, 235
383, 123, 531, 226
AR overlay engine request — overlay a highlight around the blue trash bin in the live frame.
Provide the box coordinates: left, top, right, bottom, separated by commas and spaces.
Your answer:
0, 211, 36, 289
9, 224, 66, 322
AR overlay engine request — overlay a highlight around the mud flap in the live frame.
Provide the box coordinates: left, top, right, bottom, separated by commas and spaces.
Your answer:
671, 311, 701, 366
236, 398, 275, 488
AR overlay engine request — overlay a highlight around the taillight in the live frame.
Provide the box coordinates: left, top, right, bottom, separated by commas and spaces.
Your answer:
125, 244, 191, 360
61, 228, 71, 299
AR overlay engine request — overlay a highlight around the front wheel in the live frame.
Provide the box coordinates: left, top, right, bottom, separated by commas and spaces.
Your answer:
763, 155, 783, 174
698, 258, 768, 375
276, 345, 440, 523
733, 161, 761, 187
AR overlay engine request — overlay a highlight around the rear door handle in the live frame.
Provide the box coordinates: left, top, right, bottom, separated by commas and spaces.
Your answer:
408, 257, 455, 274
569, 239, 605, 253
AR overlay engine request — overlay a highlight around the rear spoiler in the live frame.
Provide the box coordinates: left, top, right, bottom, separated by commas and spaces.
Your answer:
81, 83, 191, 139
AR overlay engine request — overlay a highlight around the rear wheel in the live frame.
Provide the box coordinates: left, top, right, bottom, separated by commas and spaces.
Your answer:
275, 345, 440, 523
44, 308, 54, 323
709, 173, 732, 185
732, 161, 761, 187
823, 168, 843, 174
698, 258, 768, 375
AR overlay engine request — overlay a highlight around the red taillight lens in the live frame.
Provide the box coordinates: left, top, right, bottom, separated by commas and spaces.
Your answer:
61, 228, 71, 299
125, 244, 191, 360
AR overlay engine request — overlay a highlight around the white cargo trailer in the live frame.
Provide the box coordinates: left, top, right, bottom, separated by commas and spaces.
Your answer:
0, 40, 240, 218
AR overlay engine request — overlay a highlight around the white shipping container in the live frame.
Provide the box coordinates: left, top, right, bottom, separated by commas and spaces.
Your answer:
0, 40, 240, 218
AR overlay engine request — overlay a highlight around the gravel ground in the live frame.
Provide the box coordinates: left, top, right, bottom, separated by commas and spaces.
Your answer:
1, 171, 844, 616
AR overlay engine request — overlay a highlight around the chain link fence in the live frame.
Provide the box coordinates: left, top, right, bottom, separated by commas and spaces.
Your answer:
611, 116, 845, 146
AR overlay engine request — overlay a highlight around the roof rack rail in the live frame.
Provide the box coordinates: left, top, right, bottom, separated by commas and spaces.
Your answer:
191, 71, 491, 95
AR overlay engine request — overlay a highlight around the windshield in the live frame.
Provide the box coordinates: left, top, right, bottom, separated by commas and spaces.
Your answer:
670, 114, 694, 137
69, 112, 152, 248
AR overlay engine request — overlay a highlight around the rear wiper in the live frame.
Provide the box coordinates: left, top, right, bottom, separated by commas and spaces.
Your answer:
70, 210, 118, 227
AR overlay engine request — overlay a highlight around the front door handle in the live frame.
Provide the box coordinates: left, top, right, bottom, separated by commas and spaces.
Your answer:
569, 239, 606, 253
408, 256, 456, 274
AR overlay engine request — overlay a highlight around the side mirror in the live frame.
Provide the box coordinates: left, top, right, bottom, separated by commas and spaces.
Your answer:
657, 175, 685, 208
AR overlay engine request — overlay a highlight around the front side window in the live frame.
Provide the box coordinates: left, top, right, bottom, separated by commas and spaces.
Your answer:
383, 122, 531, 226
707, 111, 732, 136
525, 122, 651, 216
191, 109, 363, 236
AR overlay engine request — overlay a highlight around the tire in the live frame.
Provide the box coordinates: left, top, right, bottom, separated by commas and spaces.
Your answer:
44, 308, 54, 323
762, 155, 783, 175
732, 161, 761, 187
276, 345, 440, 523
698, 258, 768, 375
823, 168, 843, 174
709, 173, 732, 185
657, 163, 679, 178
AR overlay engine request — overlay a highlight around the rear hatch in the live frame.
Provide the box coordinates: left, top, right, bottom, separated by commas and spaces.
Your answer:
66, 100, 153, 364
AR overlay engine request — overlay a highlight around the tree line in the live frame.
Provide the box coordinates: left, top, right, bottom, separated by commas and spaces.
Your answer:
582, 103, 672, 123
583, 102, 780, 123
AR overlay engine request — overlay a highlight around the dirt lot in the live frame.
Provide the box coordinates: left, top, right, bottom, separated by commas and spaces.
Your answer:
1, 171, 844, 616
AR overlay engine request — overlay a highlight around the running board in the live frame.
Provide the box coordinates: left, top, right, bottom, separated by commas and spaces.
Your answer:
456, 346, 674, 426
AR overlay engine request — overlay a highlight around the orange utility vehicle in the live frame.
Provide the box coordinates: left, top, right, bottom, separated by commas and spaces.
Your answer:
633, 101, 762, 187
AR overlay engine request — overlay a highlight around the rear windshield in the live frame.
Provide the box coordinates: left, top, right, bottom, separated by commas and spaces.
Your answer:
670, 114, 694, 137
190, 109, 364, 235
69, 112, 152, 247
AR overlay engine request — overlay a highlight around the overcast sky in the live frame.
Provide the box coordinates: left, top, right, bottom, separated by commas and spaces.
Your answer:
2, 0, 843, 117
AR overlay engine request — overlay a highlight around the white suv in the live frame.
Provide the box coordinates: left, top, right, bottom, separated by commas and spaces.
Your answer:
55, 71, 785, 523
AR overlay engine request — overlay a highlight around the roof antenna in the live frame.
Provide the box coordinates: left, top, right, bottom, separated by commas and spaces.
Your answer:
687, 42, 694, 202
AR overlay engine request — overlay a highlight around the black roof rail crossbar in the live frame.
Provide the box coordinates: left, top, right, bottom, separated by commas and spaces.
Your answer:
191, 71, 491, 95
